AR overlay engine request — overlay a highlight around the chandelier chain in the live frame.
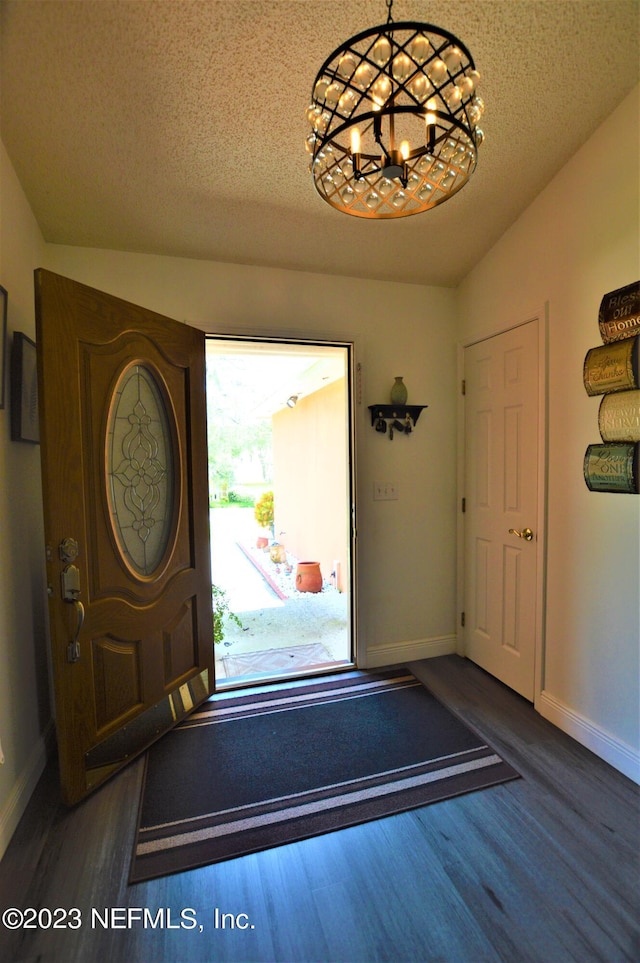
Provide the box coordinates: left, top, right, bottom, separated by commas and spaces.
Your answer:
386, 0, 394, 24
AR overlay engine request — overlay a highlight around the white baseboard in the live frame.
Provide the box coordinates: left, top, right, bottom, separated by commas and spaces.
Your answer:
537, 690, 640, 784
364, 634, 457, 668
0, 721, 55, 862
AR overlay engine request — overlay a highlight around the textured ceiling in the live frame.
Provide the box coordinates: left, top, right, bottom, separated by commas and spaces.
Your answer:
1, 0, 638, 287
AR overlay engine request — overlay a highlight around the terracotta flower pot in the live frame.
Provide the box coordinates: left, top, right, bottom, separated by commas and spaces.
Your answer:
295, 561, 322, 593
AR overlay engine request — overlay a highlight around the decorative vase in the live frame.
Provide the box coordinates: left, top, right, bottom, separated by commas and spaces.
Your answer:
295, 561, 322, 593
390, 376, 408, 405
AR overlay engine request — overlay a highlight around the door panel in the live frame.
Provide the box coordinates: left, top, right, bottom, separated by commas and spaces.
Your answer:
464, 321, 538, 700
35, 270, 214, 804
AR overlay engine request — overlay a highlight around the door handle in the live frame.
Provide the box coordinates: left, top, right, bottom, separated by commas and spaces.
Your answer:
509, 527, 534, 541
61, 559, 83, 661
67, 599, 84, 663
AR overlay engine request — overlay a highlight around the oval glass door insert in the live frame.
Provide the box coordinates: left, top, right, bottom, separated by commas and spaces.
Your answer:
106, 363, 176, 577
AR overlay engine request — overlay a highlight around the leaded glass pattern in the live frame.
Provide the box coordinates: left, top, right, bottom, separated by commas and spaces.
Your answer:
106, 364, 175, 577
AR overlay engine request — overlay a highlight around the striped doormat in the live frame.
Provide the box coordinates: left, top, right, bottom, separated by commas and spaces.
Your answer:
130, 668, 519, 882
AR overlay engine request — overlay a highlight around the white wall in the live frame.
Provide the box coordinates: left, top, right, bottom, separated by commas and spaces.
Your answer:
458, 86, 640, 781
0, 141, 52, 859
42, 245, 460, 667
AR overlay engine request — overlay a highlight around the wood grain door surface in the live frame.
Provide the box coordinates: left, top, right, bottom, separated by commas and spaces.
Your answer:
35, 270, 214, 804
464, 320, 539, 700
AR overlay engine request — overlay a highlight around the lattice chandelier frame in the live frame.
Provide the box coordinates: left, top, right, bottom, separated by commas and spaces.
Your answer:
306, 1, 485, 218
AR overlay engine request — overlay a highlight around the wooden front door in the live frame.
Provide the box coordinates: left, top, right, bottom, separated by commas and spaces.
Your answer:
35, 270, 214, 805
463, 320, 539, 700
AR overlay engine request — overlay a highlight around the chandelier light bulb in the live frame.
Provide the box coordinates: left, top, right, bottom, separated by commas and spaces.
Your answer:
306, 0, 485, 218
353, 62, 375, 90
324, 82, 342, 106
338, 89, 357, 116
392, 52, 413, 83
371, 75, 392, 106
407, 73, 430, 102
371, 36, 392, 65
443, 46, 463, 72
313, 78, 330, 101
337, 53, 358, 79
408, 34, 431, 64
458, 75, 475, 97
445, 85, 462, 108
427, 58, 447, 85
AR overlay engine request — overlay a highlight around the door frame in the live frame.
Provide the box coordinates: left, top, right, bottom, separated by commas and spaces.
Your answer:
456, 306, 548, 708
202, 327, 360, 677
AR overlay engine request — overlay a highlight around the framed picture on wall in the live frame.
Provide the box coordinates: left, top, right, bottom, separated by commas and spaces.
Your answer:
11, 332, 40, 443
0, 285, 7, 409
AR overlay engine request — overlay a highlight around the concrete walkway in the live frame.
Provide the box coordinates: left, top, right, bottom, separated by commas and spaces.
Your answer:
211, 507, 284, 613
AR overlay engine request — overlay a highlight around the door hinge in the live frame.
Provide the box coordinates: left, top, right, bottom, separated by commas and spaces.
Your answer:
461, 612, 466, 627
461, 379, 466, 395
461, 497, 466, 513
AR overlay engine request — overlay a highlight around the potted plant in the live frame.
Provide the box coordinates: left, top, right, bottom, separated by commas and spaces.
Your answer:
254, 490, 274, 547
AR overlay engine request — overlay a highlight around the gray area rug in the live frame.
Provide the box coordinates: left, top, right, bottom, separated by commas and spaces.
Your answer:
131, 668, 520, 882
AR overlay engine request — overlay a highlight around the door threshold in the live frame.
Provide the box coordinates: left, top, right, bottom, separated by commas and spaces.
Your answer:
214, 660, 356, 693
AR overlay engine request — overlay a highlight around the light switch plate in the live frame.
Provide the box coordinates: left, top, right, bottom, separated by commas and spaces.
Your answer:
374, 481, 398, 500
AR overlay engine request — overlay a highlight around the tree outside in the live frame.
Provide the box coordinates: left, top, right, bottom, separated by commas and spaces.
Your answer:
206, 353, 274, 508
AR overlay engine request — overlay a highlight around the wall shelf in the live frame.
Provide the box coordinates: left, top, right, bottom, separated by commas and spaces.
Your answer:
368, 404, 427, 427
368, 404, 428, 438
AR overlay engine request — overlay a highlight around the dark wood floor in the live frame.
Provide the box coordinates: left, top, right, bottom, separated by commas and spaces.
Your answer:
1, 655, 638, 963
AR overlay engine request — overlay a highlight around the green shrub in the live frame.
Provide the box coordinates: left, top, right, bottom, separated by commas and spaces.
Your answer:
212, 584, 243, 644
254, 490, 274, 531
226, 491, 255, 507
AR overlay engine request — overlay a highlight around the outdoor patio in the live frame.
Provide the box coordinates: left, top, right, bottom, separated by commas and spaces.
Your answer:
210, 507, 350, 683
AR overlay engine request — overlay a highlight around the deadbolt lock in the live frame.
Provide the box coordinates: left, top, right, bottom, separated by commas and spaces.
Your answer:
59, 537, 79, 564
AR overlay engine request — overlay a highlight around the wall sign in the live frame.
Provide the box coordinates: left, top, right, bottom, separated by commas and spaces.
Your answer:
584, 281, 640, 493
598, 279, 640, 344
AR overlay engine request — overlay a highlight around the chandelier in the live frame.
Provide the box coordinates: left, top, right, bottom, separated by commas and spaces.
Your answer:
306, 0, 485, 219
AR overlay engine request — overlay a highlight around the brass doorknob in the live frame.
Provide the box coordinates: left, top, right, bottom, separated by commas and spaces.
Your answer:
509, 527, 534, 541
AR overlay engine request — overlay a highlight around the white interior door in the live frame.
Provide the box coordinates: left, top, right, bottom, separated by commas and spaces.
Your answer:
463, 320, 539, 700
